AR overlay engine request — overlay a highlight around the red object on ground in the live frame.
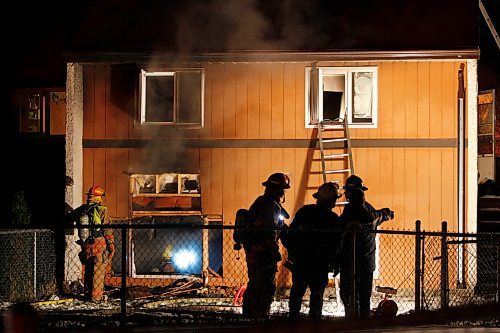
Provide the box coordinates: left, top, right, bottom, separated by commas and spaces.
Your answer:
377, 298, 398, 318
233, 285, 247, 306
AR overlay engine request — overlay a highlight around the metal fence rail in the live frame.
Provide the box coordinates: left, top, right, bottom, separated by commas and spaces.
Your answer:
0, 222, 498, 326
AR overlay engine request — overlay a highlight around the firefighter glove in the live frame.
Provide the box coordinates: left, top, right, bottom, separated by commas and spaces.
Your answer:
107, 243, 116, 257
381, 208, 394, 221
102, 251, 108, 263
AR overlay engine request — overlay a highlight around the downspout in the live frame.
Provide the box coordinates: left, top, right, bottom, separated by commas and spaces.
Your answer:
457, 60, 479, 289
467, 59, 479, 288
457, 64, 466, 288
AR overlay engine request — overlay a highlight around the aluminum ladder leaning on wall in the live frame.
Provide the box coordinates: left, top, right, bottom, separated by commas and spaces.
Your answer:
317, 116, 354, 311
317, 116, 355, 206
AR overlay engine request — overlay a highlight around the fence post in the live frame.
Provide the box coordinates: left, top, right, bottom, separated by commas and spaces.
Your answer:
120, 226, 127, 326
202, 216, 209, 285
415, 220, 421, 312
497, 241, 500, 303
347, 230, 356, 318
440, 221, 449, 310
34, 231, 37, 299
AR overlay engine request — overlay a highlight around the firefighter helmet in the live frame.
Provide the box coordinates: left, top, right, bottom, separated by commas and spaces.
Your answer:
262, 173, 291, 189
343, 175, 368, 191
87, 185, 105, 197
312, 182, 341, 201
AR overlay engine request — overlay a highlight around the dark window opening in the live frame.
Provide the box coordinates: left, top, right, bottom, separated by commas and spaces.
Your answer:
323, 91, 342, 121
177, 72, 202, 124
145, 76, 174, 123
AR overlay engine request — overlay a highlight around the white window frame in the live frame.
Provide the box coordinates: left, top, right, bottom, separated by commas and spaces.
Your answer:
139, 69, 204, 127
305, 66, 378, 129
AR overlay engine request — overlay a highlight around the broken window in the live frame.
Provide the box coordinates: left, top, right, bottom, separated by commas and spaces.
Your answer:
140, 69, 204, 126
130, 173, 201, 215
110, 217, 224, 278
306, 66, 378, 128
133, 225, 203, 276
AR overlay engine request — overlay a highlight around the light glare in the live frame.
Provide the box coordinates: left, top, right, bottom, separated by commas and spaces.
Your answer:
173, 249, 197, 270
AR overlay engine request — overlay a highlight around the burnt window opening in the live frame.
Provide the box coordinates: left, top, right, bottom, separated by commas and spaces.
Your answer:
140, 69, 204, 127
133, 226, 203, 276
111, 218, 223, 278
306, 67, 378, 128
144, 75, 174, 123
130, 173, 201, 216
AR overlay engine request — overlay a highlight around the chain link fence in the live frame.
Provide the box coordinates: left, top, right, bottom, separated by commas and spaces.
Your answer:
420, 224, 500, 311
0, 222, 498, 325
0, 229, 57, 302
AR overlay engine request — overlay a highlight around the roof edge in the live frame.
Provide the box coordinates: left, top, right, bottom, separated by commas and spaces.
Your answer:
64, 49, 480, 64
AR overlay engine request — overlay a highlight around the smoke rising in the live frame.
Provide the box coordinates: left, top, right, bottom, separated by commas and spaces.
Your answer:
173, 0, 318, 52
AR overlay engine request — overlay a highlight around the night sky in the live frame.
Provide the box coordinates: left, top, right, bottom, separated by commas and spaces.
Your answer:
5, 0, 498, 88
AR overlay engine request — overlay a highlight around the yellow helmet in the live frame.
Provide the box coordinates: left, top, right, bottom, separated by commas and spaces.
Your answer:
162, 244, 174, 260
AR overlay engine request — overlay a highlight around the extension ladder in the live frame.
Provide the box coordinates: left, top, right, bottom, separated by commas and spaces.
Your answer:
317, 116, 354, 309
317, 116, 354, 204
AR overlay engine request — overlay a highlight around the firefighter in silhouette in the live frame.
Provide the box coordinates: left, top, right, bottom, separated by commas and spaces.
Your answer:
285, 182, 342, 320
242, 172, 290, 319
339, 175, 394, 319
69, 185, 115, 301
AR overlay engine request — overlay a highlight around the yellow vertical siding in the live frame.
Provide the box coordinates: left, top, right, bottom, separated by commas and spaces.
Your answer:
223, 64, 236, 139
259, 64, 272, 139
247, 148, 261, 205
392, 62, 407, 138
429, 62, 443, 138
405, 64, 419, 138
211, 64, 224, 139
379, 62, 394, 139
247, 63, 260, 139
271, 64, 284, 140
83, 66, 95, 140
94, 66, 107, 139
105, 66, 118, 139
442, 62, 457, 138
283, 63, 296, 139
199, 149, 213, 214
105, 149, 117, 215
211, 149, 224, 215
391, 147, 406, 231
81, 60, 466, 286
235, 65, 248, 139
116, 149, 129, 219
294, 63, 308, 139
417, 62, 431, 139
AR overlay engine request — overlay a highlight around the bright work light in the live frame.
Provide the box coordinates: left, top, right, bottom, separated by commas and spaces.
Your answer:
172, 249, 197, 270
